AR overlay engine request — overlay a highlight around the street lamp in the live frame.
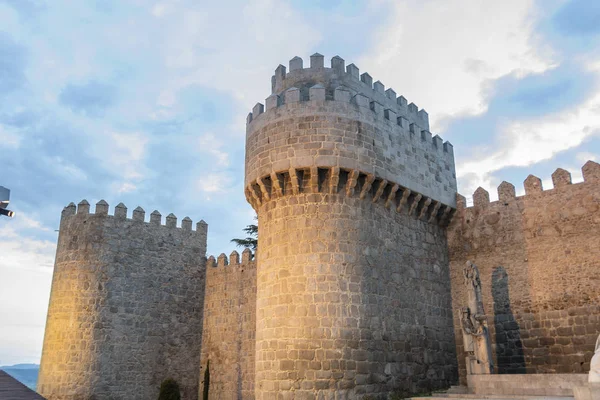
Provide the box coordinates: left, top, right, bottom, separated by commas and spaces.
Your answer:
0, 186, 15, 217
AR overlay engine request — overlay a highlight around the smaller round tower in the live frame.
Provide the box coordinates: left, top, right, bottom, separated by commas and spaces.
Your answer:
38, 200, 207, 400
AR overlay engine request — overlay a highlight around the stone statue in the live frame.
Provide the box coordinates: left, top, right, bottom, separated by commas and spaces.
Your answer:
460, 261, 493, 375
573, 334, 600, 400
590, 334, 600, 383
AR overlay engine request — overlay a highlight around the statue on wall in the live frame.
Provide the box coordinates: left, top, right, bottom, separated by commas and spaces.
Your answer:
590, 334, 600, 383
460, 261, 494, 375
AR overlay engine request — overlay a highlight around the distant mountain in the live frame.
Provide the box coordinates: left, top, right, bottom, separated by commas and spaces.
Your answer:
0, 364, 39, 390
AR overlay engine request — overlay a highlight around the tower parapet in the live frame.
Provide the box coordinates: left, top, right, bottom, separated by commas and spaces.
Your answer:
245, 54, 458, 399
38, 200, 207, 400
246, 54, 457, 212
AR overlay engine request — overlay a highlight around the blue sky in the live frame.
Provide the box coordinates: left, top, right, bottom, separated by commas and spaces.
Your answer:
0, 0, 599, 365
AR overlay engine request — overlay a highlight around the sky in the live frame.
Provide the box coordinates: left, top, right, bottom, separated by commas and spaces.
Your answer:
0, 0, 599, 366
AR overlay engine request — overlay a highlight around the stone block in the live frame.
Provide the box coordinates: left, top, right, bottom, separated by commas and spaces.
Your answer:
310, 53, 324, 68
289, 56, 303, 71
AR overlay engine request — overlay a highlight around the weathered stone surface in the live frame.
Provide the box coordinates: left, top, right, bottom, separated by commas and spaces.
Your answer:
199, 251, 256, 400
251, 56, 453, 205
39, 53, 600, 400
448, 172, 600, 383
38, 206, 207, 400
246, 55, 458, 399
249, 192, 456, 399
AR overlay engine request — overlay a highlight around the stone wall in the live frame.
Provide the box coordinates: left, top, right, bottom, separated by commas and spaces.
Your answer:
245, 54, 458, 400
199, 249, 257, 400
447, 162, 600, 382
38, 200, 207, 400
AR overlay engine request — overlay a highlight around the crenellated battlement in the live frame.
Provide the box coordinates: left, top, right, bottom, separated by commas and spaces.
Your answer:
455, 160, 600, 213
206, 248, 257, 269
245, 54, 455, 150
60, 199, 208, 234
248, 53, 431, 133
245, 53, 457, 208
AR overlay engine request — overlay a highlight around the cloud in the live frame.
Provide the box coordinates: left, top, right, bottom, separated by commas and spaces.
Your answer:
0, 214, 54, 365
107, 131, 148, 179
577, 151, 598, 163
59, 81, 118, 117
0, 125, 21, 148
355, 0, 600, 199
0, 214, 56, 272
143, 0, 321, 110
450, 48, 600, 195
0, 32, 28, 93
198, 133, 230, 167
116, 182, 137, 194
197, 172, 234, 195
359, 0, 554, 129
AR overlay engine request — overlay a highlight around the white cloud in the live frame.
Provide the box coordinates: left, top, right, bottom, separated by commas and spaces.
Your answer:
0, 125, 21, 148
49, 156, 88, 181
0, 215, 56, 271
198, 132, 230, 167
151, 2, 171, 17
456, 69, 600, 195
107, 131, 148, 180
0, 227, 54, 365
360, 0, 554, 130
577, 151, 598, 163
0, 214, 55, 365
197, 172, 233, 195
116, 182, 138, 193
149, 0, 320, 110
359, 0, 600, 198
11, 214, 52, 232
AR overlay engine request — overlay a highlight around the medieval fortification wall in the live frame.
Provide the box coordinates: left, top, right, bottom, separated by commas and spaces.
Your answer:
199, 249, 257, 400
245, 53, 458, 399
448, 161, 600, 383
38, 200, 207, 400
37, 51, 600, 400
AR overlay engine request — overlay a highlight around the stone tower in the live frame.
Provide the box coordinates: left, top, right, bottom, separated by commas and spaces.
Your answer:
245, 54, 458, 399
38, 200, 207, 400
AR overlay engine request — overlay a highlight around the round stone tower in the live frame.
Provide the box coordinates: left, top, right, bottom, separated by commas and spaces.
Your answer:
38, 200, 207, 400
245, 53, 458, 399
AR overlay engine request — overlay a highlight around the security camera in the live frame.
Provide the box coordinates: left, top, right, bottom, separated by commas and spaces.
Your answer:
0, 186, 15, 218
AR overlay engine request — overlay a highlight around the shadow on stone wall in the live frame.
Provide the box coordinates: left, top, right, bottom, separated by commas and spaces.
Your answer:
492, 266, 526, 374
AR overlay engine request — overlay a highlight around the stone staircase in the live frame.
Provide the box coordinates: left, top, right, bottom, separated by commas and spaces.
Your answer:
410, 374, 589, 400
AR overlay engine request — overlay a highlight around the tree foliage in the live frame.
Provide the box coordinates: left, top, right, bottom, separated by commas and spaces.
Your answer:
230, 217, 258, 251
202, 360, 210, 400
158, 378, 181, 400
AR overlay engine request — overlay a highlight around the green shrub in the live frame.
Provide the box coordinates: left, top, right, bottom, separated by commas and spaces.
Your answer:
158, 378, 181, 400
202, 360, 210, 400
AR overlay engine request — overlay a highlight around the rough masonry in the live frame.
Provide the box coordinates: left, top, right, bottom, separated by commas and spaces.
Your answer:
37, 52, 600, 400
245, 53, 458, 399
38, 201, 207, 400
199, 250, 257, 400
448, 162, 600, 382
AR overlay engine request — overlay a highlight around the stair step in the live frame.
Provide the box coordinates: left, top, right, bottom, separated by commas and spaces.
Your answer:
445, 395, 573, 399
411, 396, 574, 400
445, 386, 469, 394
